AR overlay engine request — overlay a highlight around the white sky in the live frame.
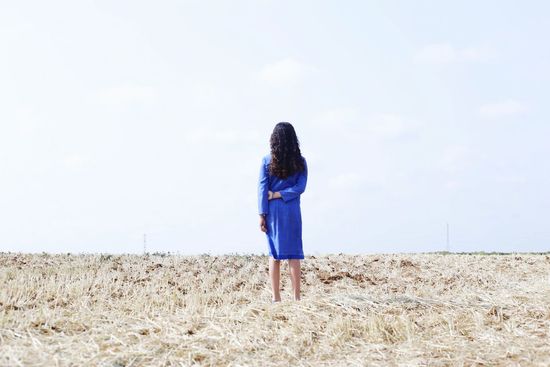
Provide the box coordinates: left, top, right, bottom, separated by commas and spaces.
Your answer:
1, 1, 549, 255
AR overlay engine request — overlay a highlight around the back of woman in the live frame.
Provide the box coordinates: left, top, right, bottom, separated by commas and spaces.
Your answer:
258, 122, 308, 302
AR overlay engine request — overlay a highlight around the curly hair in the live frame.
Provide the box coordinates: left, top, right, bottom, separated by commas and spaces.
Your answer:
269, 122, 305, 178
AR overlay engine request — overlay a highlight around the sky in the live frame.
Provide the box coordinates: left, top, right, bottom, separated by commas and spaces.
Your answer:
1, 1, 549, 255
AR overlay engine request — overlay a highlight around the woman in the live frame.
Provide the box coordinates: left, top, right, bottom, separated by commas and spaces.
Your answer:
258, 122, 308, 302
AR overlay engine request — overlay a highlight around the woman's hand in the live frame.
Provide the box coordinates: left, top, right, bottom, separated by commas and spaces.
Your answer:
268, 191, 282, 200
259, 214, 267, 233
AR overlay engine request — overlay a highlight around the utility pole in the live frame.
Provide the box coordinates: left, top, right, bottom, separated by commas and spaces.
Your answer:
446, 223, 450, 252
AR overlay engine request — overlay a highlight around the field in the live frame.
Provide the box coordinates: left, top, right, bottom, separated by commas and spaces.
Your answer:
1, 252, 549, 366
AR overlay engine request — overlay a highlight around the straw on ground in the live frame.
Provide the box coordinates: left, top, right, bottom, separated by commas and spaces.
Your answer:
1, 253, 549, 366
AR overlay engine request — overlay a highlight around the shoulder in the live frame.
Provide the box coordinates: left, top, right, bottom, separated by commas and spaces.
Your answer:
262, 154, 271, 164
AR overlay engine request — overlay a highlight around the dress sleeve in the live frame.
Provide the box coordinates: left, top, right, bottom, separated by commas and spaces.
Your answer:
279, 157, 308, 202
258, 156, 269, 215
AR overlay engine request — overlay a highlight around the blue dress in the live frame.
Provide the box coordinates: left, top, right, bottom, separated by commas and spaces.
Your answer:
258, 154, 308, 260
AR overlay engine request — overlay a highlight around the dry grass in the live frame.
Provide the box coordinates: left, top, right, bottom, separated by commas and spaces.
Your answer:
1, 252, 550, 366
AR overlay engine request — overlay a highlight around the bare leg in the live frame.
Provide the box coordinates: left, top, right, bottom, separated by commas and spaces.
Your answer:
288, 260, 296, 299
288, 259, 301, 301
269, 257, 281, 302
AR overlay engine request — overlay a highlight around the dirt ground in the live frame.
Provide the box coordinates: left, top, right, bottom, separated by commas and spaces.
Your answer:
1, 252, 549, 366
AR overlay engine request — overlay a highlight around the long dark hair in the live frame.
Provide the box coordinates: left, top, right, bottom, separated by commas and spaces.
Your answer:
269, 122, 304, 178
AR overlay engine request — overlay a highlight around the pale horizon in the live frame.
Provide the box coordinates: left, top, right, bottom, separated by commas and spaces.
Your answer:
1, 1, 549, 255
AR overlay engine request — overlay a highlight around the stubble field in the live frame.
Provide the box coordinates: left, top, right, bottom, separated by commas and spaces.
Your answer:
1, 252, 549, 366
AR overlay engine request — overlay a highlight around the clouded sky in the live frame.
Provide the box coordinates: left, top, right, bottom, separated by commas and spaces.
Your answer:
1, 1, 549, 255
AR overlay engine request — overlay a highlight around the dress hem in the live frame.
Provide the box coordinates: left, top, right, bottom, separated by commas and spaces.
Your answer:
269, 254, 305, 260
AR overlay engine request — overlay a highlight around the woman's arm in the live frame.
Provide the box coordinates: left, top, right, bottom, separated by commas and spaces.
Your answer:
277, 158, 308, 202
258, 157, 269, 215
